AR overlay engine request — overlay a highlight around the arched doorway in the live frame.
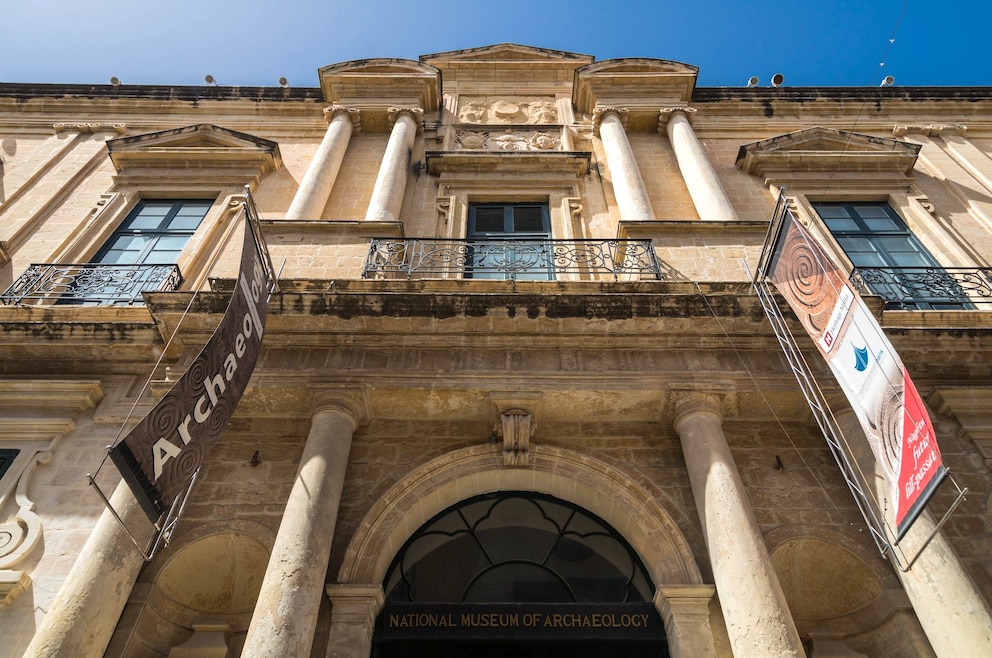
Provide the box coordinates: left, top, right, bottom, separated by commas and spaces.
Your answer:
372, 492, 668, 658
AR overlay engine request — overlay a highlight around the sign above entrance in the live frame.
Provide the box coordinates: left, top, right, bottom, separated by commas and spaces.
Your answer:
376, 603, 664, 641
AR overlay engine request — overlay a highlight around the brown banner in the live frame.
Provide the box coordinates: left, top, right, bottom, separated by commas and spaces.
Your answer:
111, 221, 268, 522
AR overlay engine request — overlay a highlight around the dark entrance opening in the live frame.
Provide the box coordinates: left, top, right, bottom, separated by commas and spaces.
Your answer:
372, 492, 669, 658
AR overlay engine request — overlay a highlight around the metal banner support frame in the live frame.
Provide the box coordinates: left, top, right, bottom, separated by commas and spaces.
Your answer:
749, 193, 969, 571
85, 467, 200, 561
85, 187, 279, 561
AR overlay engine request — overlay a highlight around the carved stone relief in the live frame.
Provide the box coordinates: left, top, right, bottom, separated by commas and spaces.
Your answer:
454, 129, 561, 152
457, 97, 559, 125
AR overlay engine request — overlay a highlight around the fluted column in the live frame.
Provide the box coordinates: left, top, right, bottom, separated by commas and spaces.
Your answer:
365, 107, 422, 222
655, 585, 719, 658
660, 107, 739, 221
594, 106, 654, 221
324, 584, 384, 658
241, 388, 367, 658
286, 106, 361, 220
23, 482, 146, 658
673, 392, 804, 658
835, 409, 992, 657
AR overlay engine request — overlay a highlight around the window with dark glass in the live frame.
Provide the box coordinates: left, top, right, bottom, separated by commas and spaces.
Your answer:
813, 202, 971, 309
94, 200, 211, 266
466, 203, 552, 280
60, 199, 211, 305
0, 449, 18, 481
383, 492, 654, 604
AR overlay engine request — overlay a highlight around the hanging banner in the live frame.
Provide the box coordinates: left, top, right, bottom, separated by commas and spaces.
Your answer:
111, 220, 269, 523
763, 209, 945, 540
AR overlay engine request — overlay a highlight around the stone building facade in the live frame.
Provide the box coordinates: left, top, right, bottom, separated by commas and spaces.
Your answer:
0, 44, 990, 657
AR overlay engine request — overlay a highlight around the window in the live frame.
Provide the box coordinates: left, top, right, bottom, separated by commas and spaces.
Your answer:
0, 449, 17, 481
466, 203, 552, 280
63, 199, 211, 305
94, 200, 211, 265
814, 202, 971, 309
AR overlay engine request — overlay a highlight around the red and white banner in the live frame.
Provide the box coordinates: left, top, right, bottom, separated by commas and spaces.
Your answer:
765, 210, 945, 539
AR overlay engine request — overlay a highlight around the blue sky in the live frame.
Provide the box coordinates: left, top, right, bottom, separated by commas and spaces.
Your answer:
3, 1, 988, 88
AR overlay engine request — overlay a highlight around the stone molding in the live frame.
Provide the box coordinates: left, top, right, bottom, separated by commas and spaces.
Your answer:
53, 122, 127, 135
0, 378, 105, 608
671, 390, 725, 433
892, 124, 967, 137
454, 128, 561, 152
929, 387, 992, 468
325, 583, 385, 626
387, 107, 424, 129
324, 105, 362, 133
338, 443, 703, 588
655, 585, 718, 658
592, 106, 629, 134
307, 385, 370, 427
658, 106, 697, 129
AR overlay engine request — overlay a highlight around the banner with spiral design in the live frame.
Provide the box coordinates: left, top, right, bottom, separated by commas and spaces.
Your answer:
766, 209, 945, 540
111, 219, 269, 523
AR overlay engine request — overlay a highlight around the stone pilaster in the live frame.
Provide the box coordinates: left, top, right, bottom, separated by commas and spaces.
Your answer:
593, 106, 653, 222
241, 387, 368, 658
659, 107, 739, 221
365, 107, 422, 222
673, 391, 804, 658
324, 584, 384, 658
286, 106, 361, 220
655, 585, 719, 658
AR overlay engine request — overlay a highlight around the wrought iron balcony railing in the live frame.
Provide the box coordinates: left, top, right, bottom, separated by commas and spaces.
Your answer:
1, 263, 183, 306
363, 238, 663, 280
850, 266, 992, 310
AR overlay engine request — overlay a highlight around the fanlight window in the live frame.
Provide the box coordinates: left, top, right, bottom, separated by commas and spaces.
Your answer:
383, 492, 654, 604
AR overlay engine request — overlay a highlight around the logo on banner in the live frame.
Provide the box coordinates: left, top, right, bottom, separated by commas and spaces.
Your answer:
853, 345, 870, 372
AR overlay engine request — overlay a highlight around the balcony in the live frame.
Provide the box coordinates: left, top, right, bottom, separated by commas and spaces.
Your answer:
363, 238, 663, 281
1, 263, 183, 306
850, 266, 992, 310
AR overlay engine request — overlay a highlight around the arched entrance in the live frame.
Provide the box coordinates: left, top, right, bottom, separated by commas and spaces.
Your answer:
371, 492, 669, 658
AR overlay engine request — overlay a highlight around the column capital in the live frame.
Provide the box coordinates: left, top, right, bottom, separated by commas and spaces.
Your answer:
658, 106, 697, 130
307, 385, 369, 426
388, 106, 424, 128
671, 389, 725, 432
324, 105, 362, 133
655, 585, 718, 658
592, 106, 629, 134
325, 583, 384, 624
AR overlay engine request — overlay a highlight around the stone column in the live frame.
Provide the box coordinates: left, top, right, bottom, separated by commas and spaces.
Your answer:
655, 585, 719, 658
286, 106, 361, 220
594, 106, 654, 222
660, 107, 739, 221
365, 107, 422, 222
324, 584, 384, 658
241, 389, 367, 658
835, 409, 992, 657
673, 392, 804, 658
23, 481, 147, 658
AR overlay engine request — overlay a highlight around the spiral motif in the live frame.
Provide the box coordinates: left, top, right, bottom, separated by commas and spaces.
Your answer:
149, 394, 185, 436
877, 387, 905, 483
780, 230, 833, 313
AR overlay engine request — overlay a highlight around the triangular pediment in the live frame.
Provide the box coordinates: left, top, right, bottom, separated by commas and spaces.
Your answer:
107, 124, 281, 182
736, 127, 921, 177
421, 43, 593, 64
